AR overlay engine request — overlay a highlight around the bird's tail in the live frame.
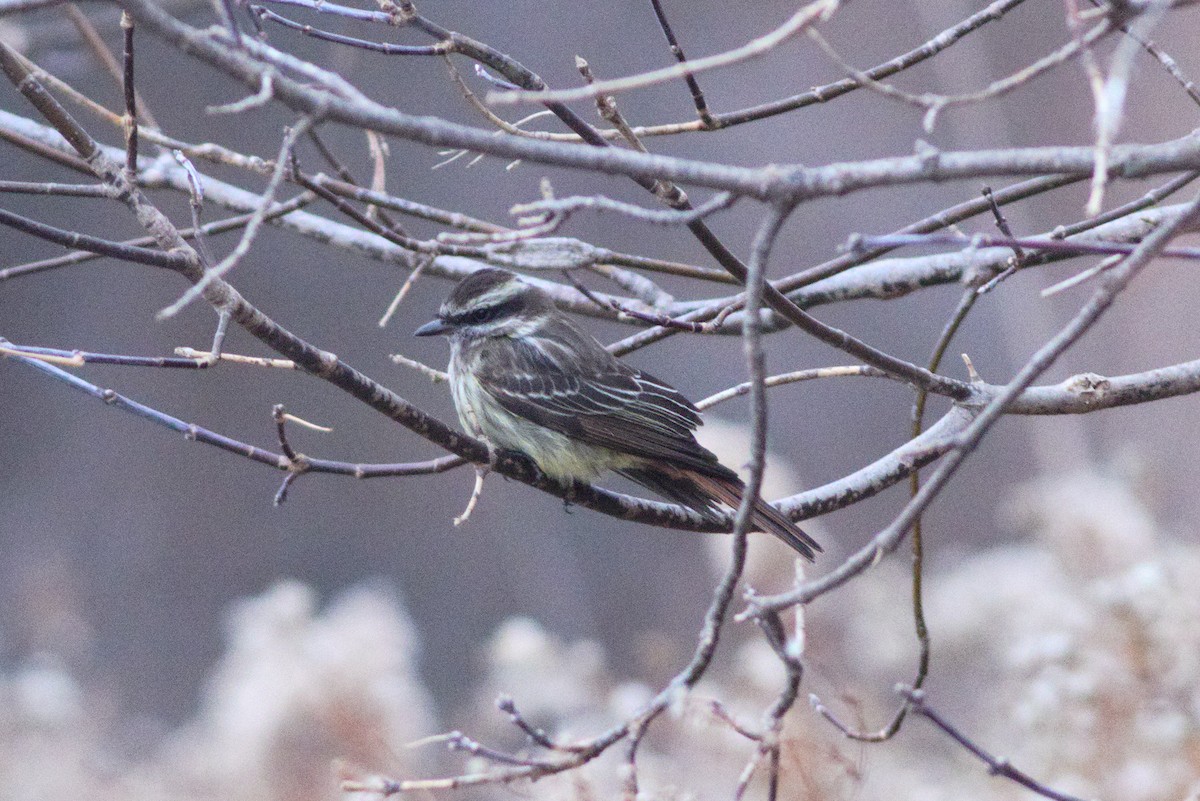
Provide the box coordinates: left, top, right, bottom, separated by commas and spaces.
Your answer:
619, 466, 821, 561
689, 471, 821, 561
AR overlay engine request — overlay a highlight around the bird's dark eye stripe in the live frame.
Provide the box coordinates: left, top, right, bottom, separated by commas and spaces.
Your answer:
450, 296, 523, 326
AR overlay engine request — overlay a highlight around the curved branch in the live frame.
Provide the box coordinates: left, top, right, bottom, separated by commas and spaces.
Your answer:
115, 0, 1200, 204
777, 406, 972, 519
755, 188, 1200, 613
634, 197, 1200, 335
2, 345, 469, 478
7, 11, 1200, 543
1002, 359, 1200, 414
3, 106, 1194, 336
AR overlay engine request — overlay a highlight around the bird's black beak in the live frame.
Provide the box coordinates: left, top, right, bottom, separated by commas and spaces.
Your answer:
414, 318, 452, 337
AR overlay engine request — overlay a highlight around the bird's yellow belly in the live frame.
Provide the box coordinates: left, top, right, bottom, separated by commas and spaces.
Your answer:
450, 366, 636, 483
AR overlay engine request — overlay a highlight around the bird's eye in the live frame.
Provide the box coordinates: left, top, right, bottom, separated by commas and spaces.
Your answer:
463, 305, 499, 325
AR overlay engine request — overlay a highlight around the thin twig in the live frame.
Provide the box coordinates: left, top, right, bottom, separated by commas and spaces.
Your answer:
250, 0, 1031, 137
752, 187, 1200, 614
606, 173, 1085, 357
814, 286, 979, 742
121, 12, 138, 176
856, 231, 1200, 261
3, 346, 467, 480
512, 191, 737, 227
175, 347, 296, 368
566, 272, 709, 333
647, 0, 716, 126
0, 206, 192, 270
158, 117, 313, 319
488, 1, 839, 105
1107, 1, 1200, 107
2, 342, 206, 369
0, 193, 313, 282
379, 258, 430, 328
65, 3, 159, 128
207, 71, 275, 114
1064, 0, 1112, 216
495, 696, 581, 752
976, 185, 1028, 293
389, 353, 449, 383
252, 5, 449, 54
0, 180, 116, 197
807, 18, 1112, 132
695, 366, 892, 410
102, 2, 1200, 205
902, 688, 1091, 801
576, 56, 648, 155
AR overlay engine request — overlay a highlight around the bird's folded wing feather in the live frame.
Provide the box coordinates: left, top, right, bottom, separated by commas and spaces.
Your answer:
477, 333, 732, 478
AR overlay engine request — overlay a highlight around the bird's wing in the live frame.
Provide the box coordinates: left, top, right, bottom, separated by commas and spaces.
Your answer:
477, 327, 732, 477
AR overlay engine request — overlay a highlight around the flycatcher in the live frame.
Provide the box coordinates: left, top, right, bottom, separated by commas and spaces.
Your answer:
415, 268, 820, 560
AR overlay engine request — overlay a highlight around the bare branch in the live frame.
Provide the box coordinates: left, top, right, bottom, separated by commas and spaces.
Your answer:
902, 688, 1091, 801
755, 187, 1200, 613
646, 0, 715, 126
487, 2, 839, 106
112, 0, 1200, 205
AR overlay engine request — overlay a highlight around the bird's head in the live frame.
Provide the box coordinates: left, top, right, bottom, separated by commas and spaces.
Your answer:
414, 268, 553, 341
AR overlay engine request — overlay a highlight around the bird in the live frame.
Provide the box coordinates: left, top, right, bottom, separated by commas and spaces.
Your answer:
414, 268, 821, 560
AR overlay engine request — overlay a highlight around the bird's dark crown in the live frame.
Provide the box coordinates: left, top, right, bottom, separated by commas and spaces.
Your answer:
437, 268, 553, 331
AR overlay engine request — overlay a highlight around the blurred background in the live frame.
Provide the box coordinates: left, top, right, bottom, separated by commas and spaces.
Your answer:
1, 1, 1199, 798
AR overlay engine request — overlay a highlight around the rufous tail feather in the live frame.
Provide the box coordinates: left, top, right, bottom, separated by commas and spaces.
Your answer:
687, 472, 821, 561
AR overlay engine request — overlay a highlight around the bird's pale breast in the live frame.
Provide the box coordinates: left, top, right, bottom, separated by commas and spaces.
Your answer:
448, 344, 637, 483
